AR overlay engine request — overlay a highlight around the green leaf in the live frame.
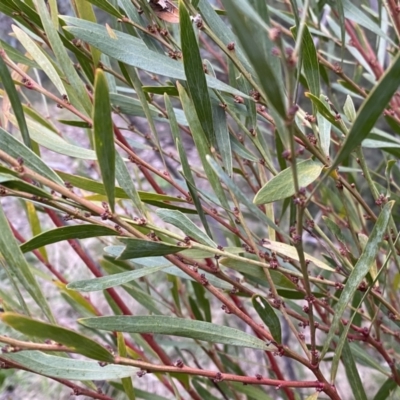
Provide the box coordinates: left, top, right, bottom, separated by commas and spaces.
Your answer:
178, 84, 230, 213
9, 114, 96, 160
156, 209, 217, 248
341, 341, 368, 400
165, 94, 212, 237
180, 2, 214, 145
222, 0, 286, 117
2, 351, 136, 380
332, 52, 400, 169
1, 312, 113, 362
291, 25, 320, 99
321, 201, 394, 359
213, 104, 232, 176
229, 382, 274, 400
252, 295, 281, 343
0, 57, 31, 148
0, 206, 54, 322
79, 316, 277, 351
93, 68, 115, 212
115, 152, 145, 215
0, 127, 63, 185
84, 0, 123, 18
35, 0, 91, 114
143, 86, 178, 96
12, 25, 67, 96
254, 160, 323, 204
55, 170, 186, 203
0, 173, 52, 198
63, 17, 246, 97
317, 99, 332, 157
67, 264, 169, 292
117, 238, 184, 259
0, 39, 39, 68
306, 93, 341, 128
20, 225, 118, 254
373, 377, 397, 400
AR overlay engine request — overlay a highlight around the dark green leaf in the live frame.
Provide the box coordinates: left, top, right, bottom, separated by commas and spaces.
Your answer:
20, 225, 118, 254
292, 25, 320, 99
180, 2, 214, 145
252, 295, 281, 343
93, 68, 115, 212
222, 0, 286, 117
143, 86, 178, 96
1, 313, 112, 361
117, 238, 184, 259
332, 52, 400, 169
0, 128, 63, 184
373, 377, 397, 400
0, 57, 31, 148
0, 173, 52, 198
341, 341, 368, 400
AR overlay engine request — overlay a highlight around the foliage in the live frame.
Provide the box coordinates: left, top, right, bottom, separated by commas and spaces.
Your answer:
0, 0, 400, 399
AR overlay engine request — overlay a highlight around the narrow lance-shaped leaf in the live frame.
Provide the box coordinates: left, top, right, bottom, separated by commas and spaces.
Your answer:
341, 340, 368, 400
1, 312, 113, 361
213, 104, 232, 176
320, 201, 394, 359
93, 68, 115, 212
20, 225, 119, 254
317, 95, 332, 157
0, 127, 63, 184
222, 0, 286, 118
35, 0, 92, 114
0, 55, 31, 148
115, 152, 145, 216
2, 351, 136, 380
157, 209, 217, 248
164, 94, 212, 238
9, 114, 96, 160
67, 264, 169, 292
79, 316, 277, 351
117, 238, 184, 259
63, 17, 246, 97
252, 295, 281, 344
12, 25, 67, 96
373, 378, 397, 400
179, 0, 214, 145
178, 83, 231, 214
117, 332, 136, 400
0, 205, 54, 322
291, 25, 320, 103
331, 51, 400, 170
254, 159, 323, 205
